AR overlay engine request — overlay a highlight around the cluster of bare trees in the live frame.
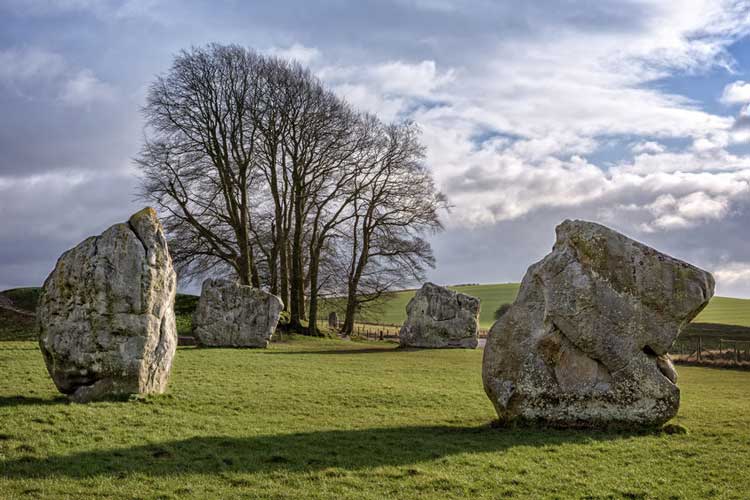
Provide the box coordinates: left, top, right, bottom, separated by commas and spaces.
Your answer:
137, 44, 445, 334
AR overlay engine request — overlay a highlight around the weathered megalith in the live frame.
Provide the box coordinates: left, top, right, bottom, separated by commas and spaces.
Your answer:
38, 208, 177, 402
192, 279, 283, 348
399, 282, 480, 348
483, 220, 714, 427
328, 311, 338, 329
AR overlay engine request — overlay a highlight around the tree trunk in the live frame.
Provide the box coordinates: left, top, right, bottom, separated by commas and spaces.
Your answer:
307, 247, 321, 336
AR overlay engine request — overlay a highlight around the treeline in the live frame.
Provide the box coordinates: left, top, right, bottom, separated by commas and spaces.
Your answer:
137, 44, 446, 334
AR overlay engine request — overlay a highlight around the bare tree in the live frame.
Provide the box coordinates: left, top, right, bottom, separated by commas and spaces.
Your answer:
137, 43, 446, 336
138, 44, 263, 286
337, 121, 446, 335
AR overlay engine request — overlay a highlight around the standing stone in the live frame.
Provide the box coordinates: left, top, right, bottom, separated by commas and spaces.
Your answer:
482, 220, 714, 427
192, 279, 283, 348
328, 311, 338, 329
38, 208, 177, 402
399, 282, 480, 348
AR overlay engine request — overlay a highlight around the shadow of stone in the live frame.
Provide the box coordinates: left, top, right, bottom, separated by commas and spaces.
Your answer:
265, 347, 397, 355
1, 424, 654, 479
0, 396, 70, 407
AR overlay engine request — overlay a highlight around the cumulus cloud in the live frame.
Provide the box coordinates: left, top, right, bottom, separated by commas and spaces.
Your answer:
0, 47, 115, 107
714, 262, 750, 285
721, 80, 750, 104
304, 0, 750, 247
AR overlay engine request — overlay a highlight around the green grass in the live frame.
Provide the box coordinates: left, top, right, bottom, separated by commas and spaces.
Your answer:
1, 337, 749, 498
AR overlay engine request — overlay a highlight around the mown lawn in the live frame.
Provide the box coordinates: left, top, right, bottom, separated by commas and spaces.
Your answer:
1, 336, 750, 499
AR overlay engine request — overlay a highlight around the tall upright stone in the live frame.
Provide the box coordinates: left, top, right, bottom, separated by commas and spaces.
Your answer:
328, 311, 338, 329
192, 279, 283, 348
38, 208, 177, 402
399, 282, 480, 348
482, 220, 714, 427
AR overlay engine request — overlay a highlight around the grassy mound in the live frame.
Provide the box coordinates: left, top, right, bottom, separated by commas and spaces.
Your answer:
1, 337, 749, 498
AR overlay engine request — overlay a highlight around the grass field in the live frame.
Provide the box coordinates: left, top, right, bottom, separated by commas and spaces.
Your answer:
1, 336, 749, 499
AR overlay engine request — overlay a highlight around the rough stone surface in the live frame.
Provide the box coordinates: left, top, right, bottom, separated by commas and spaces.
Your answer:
399, 282, 480, 348
38, 208, 177, 403
192, 279, 283, 348
482, 219, 714, 427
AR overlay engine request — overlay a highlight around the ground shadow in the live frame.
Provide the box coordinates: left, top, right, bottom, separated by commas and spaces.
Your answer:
0, 395, 70, 408
265, 347, 398, 355
1, 424, 656, 479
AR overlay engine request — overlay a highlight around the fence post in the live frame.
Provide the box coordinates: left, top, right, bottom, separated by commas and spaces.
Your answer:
735, 342, 739, 363
379, 331, 383, 341
697, 337, 702, 361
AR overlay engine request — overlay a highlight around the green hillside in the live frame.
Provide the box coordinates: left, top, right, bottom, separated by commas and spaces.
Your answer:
341, 283, 520, 329
344, 283, 750, 331
693, 296, 750, 327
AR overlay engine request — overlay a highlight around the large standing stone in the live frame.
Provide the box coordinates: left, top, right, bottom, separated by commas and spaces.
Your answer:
192, 279, 283, 348
399, 282, 480, 348
38, 208, 177, 402
483, 220, 714, 427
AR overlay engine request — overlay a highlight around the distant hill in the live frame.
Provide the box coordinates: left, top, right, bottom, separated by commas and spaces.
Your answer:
324, 283, 750, 337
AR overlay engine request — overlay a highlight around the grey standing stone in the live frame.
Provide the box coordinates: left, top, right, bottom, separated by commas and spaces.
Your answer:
482, 219, 714, 427
399, 282, 480, 348
328, 311, 338, 329
192, 279, 283, 348
38, 208, 177, 402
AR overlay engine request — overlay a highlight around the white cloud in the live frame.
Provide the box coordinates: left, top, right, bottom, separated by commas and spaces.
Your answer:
307, 1, 750, 235
268, 43, 321, 65
59, 69, 115, 106
714, 262, 750, 286
721, 80, 750, 104
368, 60, 454, 98
631, 141, 666, 154
0, 47, 114, 107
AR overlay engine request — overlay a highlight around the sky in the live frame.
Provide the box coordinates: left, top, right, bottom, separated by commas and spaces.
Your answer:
3, 0, 750, 297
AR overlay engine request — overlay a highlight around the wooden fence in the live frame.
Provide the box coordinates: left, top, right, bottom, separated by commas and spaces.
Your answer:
320, 319, 750, 368
318, 319, 492, 340
671, 337, 750, 367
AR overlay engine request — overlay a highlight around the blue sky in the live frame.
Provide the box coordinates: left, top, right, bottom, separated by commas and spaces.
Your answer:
3, 0, 750, 296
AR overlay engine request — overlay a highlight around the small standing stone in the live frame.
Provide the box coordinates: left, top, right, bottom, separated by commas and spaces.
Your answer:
328, 311, 338, 329
399, 282, 480, 348
38, 208, 177, 402
192, 279, 283, 348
